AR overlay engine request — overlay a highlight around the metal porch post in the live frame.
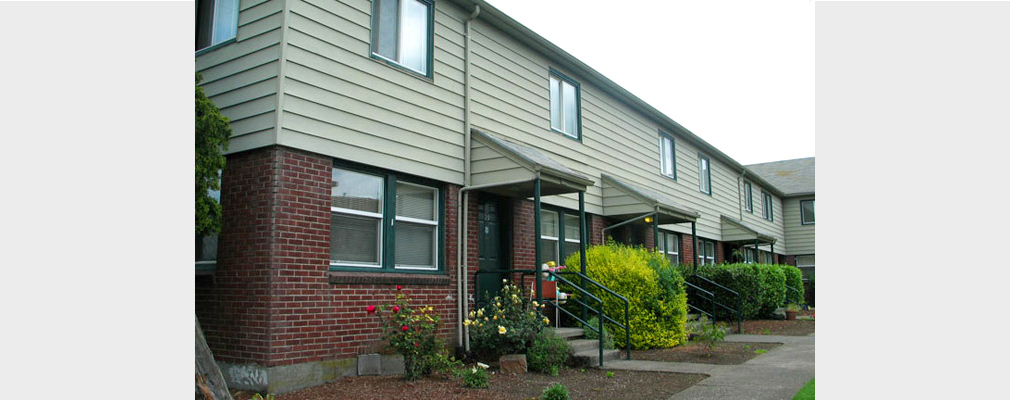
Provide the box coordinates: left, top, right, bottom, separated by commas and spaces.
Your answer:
771, 243, 775, 263
534, 178, 542, 304
579, 190, 587, 322
652, 210, 659, 253
691, 222, 698, 273
754, 239, 759, 263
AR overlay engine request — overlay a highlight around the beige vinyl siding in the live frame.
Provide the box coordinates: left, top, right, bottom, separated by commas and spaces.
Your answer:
469, 141, 534, 186
196, 0, 286, 155
467, 18, 765, 240
738, 180, 786, 253
277, 0, 467, 184
784, 196, 815, 255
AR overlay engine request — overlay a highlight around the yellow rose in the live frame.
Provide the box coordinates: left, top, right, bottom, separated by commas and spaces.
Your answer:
543, 317, 550, 325
498, 326, 507, 335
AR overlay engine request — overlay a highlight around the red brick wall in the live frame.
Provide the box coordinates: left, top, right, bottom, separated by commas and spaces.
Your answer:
715, 241, 725, 264
197, 146, 461, 368
589, 214, 606, 246
681, 234, 695, 266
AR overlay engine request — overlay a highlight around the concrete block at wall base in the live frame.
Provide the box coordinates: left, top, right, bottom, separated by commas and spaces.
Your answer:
380, 354, 405, 375
218, 358, 357, 394
357, 354, 381, 376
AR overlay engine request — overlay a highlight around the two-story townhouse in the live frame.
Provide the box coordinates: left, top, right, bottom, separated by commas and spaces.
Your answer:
746, 157, 816, 277
195, 0, 799, 392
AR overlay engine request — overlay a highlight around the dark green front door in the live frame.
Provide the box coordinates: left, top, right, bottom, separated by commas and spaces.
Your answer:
478, 197, 506, 302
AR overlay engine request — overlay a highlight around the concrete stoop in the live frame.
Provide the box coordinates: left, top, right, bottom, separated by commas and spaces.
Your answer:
549, 327, 622, 367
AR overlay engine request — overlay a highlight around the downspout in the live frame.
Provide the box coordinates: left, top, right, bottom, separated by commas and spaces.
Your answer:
458, 3, 481, 353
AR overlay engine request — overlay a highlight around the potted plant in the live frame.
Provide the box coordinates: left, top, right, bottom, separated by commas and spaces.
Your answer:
785, 303, 799, 321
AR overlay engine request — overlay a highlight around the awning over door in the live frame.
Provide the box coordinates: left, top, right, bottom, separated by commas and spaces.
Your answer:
720, 215, 777, 245
470, 128, 594, 197
601, 174, 699, 224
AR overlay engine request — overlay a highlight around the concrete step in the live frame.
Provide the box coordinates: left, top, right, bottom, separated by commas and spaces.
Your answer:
550, 327, 585, 340
571, 348, 623, 367
566, 339, 600, 353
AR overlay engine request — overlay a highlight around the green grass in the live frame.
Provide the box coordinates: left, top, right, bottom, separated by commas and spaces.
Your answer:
792, 378, 814, 400
754, 349, 768, 354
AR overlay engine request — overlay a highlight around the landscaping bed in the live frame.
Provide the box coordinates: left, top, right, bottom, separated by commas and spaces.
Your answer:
632, 342, 781, 365
734, 319, 814, 336
234, 368, 707, 400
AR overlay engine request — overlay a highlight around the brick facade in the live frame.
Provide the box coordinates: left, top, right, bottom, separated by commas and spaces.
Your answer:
197, 146, 461, 370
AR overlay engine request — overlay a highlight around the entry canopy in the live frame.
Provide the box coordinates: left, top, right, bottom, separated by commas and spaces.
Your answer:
720, 215, 777, 245
601, 174, 700, 224
470, 128, 594, 198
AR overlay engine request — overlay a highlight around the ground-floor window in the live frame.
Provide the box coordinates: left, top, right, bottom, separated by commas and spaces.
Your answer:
796, 254, 815, 279
540, 208, 584, 265
659, 231, 680, 265
698, 239, 715, 265
763, 251, 774, 264
745, 247, 757, 264
330, 165, 442, 272
196, 176, 221, 269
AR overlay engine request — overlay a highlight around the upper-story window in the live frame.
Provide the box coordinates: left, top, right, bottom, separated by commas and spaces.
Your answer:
659, 131, 677, 180
330, 166, 442, 272
744, 182, 753, 213
549, 69, 581, 140
763, 192, 773, 221
371, 0, 434, 77
800, 200, 815, 225
698, 154, 712, 195
196, 0, 239, 51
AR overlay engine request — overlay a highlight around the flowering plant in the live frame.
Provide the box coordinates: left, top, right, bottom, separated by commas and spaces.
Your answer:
366, 286, 458, 380
466, 281, 551, 361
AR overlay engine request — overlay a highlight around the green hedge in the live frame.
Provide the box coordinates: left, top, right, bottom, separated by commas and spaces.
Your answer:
689, 263, 802, 319
563, 242, 688, 349
777, 264, 805, 305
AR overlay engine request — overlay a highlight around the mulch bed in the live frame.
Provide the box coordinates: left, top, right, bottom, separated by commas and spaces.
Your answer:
632, 341, 781, 365
732, 319, 815, 336
234, 368, 706, 400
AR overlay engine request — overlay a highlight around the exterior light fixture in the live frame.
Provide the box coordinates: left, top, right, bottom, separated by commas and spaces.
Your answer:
644, 216, 654, 223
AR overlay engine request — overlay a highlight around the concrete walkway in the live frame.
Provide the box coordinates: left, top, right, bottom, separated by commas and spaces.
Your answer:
606, 334, 814, 400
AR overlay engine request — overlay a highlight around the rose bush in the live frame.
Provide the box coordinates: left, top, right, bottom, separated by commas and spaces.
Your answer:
367, 286, 459, 380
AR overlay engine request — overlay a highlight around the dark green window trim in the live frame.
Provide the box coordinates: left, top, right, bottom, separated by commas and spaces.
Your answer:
698, 153, 712, 196
539, 205, 584, 263
800, 199, 815, 225
763, 192, 774, 222
744, 182, 753, 213
658, 230, 681, 264
548, 67, 583, 142
368, 0, 435, 80
697, 238, 716, 265
329, 160, 446, 275
658, 130, 677, 181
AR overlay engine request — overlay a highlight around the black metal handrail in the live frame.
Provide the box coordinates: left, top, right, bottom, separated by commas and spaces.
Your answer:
684, 280, 716, 325
557, 270, 631, 361
546, 271, 607, 366
689, 274, 743, 333
784, 284, 801, 306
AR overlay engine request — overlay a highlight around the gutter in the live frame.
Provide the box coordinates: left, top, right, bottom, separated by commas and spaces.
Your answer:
737, 170, 747, 220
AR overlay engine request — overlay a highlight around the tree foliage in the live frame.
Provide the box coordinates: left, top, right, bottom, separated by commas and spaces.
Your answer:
195, 72, 231, 235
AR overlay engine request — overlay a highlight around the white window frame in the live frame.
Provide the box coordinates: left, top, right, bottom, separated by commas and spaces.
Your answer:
393, 181, 439, 271
370, 0, 433, 76
659, 133, 676, 179
330, 181, 385, 269
744, 182, 753, 213
800, 199, 815, 225
196, 0, 240, 52
549, 70, 580, 140
698, 155, 711, 195
763, 192, 774, 221
660, 231, 680, 264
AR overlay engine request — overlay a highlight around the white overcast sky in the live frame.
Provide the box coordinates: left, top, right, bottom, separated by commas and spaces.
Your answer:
485, 0, 814, 166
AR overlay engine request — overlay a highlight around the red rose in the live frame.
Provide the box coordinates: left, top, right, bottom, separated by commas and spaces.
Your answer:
414, 342, 419, 347
402, 325, 409, 332
396, 285, 402, 291
392, 306, 400, 313
366, 305, 376, 314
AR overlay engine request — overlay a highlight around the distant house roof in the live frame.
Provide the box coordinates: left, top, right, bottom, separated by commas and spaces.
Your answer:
745, 157, 815, 196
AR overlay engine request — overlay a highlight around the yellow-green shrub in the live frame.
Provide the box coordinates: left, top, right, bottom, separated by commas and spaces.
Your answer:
563, 242, 688, 349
